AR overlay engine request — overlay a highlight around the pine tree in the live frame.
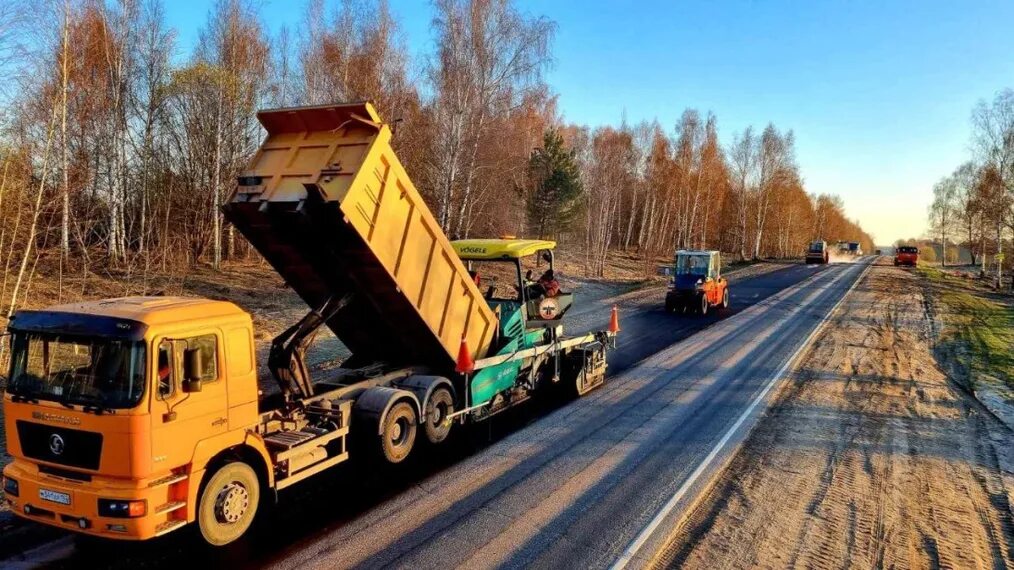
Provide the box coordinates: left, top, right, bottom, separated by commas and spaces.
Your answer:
525, 129, 583, 239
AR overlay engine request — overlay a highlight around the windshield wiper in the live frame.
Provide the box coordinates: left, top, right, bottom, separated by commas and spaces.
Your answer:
9, 393, 40, 404
73, 393, 115, 415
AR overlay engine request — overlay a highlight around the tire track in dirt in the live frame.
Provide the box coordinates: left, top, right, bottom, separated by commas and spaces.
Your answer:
649, 259, 1014, 570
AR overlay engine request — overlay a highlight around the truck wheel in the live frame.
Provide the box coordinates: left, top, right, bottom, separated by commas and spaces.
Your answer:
721, 288, 730, 309
699, 294, 709, 315
198, 462, 260, 546
381, 401, 417, 463
423, 387, 454, 445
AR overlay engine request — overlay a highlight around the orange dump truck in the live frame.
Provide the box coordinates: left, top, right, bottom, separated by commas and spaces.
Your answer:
1, 103, 614, 546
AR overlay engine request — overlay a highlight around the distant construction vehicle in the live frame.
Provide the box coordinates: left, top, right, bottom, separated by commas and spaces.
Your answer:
665, 250, 730, 315
1, 103, 617, 547
895, 246, 919, 266
806, 240, 830, 264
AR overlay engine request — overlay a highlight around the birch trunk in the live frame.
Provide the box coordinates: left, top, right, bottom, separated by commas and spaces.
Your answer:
9, 104, 59, 317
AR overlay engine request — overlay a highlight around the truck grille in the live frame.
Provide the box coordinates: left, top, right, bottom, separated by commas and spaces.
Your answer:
16, 421, 103, 471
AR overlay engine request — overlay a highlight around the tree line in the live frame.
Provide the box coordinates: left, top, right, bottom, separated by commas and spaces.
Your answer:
0, 0, 873, 314
928, 88, 1014, 286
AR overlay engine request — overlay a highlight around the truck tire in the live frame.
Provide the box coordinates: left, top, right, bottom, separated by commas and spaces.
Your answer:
381, 401, 417, 463
699, 294, 709, 315
721, 288, 730, 309
197, 462, 260, 546
423, 387, 454, 445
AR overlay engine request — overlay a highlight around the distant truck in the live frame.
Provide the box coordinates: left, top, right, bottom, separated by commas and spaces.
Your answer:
1, 103, 616, 547
665, 250, 730, 315
848, 242, 862, 256
895, 246, 919, 266
806, 241, 830, 264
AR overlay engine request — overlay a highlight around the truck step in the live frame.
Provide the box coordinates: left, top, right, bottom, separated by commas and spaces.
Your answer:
263, 430, 317, 449
147, 473, 188, 488
154, 501, 187, 515
276, 452, 349, 491
154, 519, 187, 537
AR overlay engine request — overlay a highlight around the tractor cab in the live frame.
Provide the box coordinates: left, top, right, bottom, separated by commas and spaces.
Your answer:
665, 250, 729, 315
452, 239, 574, 330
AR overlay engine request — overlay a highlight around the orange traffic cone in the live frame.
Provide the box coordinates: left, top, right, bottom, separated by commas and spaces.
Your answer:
609, 305, 620, 333
455, 336, 475, 374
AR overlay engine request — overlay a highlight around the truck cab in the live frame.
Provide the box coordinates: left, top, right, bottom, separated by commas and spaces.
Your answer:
2, 297, 270, 541
895, 246, 919, 266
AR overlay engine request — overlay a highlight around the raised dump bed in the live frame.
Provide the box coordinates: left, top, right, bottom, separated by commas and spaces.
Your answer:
223, 103, 496, 369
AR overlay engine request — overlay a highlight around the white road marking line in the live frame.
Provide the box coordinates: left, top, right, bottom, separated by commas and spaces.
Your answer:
610, 260, 874, 570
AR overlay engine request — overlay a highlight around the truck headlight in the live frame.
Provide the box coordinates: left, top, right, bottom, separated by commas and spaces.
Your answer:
2, 476, 18, 497
98, 499, 146, 518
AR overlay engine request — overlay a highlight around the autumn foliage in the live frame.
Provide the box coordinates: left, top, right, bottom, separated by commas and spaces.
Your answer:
0, 0, 874, 315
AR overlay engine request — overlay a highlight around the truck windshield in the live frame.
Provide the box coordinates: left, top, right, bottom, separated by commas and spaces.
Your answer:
676, 255, 709, 276
809, 242, 824, 252
7, 332, 147, 409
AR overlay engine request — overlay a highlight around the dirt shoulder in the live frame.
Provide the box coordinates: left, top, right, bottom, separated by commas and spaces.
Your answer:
918, 265, 1014, 429
651, 259, 1014, 569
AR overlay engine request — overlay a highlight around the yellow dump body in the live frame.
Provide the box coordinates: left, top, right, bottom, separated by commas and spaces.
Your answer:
223, 103, 496, 368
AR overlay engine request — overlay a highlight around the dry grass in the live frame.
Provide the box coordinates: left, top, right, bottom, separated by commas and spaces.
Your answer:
919, 265, 1014, 393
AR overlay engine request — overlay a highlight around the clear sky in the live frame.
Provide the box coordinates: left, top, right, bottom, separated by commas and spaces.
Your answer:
166, 0, 1014, 245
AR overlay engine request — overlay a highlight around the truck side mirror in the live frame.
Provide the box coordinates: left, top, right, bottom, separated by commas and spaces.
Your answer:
182, 348, 204, 393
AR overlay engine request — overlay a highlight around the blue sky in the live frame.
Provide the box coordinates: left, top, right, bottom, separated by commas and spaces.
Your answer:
167, 0, 1014, 244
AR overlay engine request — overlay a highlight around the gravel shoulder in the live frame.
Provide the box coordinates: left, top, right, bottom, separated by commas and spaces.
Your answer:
652, 258, 1014, 569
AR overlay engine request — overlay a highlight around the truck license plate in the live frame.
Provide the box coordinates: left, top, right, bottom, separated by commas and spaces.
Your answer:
39, 489, 71, 505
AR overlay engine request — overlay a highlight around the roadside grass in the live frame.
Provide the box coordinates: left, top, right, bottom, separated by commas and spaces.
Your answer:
919, 265, 1014, 393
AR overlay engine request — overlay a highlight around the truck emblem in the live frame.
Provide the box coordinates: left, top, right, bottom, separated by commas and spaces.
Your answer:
49, 434, 66, 456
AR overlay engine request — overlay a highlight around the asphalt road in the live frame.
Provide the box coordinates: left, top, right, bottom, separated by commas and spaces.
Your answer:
3, 260, 858, 569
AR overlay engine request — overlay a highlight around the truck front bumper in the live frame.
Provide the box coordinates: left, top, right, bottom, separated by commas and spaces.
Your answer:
3, 460, 184, 541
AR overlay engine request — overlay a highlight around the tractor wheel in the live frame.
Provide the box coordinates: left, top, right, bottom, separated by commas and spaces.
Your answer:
197, 462, 260, 546
423, 387, 454, 445
380, 401, 417, 464
699, 294, 709, 315
721, 288, 730, 309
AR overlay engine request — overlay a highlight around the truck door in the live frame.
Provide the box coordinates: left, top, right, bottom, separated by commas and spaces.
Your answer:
150, 332, 230, 471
